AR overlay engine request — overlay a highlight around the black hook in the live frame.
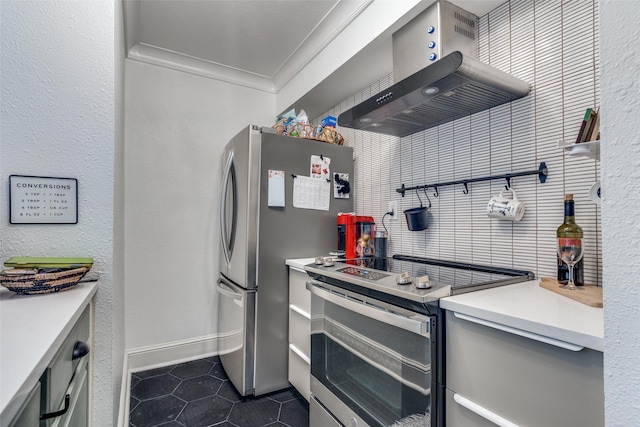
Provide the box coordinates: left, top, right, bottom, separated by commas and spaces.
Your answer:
433, 186, 439, 198
415, 187, 423, 207
462, 182, 469, 195
423, 186, 432, 209
505, 177, 511, 190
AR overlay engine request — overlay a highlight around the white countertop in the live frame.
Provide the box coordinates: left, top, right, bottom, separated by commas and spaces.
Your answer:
0, 281, 98, 425
441, 280, 604, 352
285, 258, 317, 271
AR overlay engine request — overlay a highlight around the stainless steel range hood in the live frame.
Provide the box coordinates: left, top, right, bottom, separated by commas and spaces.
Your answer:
337, 2, 530, 138
337, 51, 531, 137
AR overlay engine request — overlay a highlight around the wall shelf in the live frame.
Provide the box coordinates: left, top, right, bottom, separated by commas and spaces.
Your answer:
557, 139, 600, 160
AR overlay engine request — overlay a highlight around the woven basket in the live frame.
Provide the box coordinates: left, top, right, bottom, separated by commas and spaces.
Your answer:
273, 123, 344, 145
0, 267, 90, 295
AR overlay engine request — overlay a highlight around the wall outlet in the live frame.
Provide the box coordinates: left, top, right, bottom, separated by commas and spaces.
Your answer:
389, 201, 398, 220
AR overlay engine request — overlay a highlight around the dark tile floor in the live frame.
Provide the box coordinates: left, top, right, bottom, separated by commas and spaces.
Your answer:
129, 356, 309, 427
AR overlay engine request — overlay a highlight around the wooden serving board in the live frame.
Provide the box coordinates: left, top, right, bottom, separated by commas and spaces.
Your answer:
539, 277, 603, 308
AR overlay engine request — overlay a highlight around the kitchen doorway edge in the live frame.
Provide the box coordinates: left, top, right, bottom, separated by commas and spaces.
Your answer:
116, 334, 221, 427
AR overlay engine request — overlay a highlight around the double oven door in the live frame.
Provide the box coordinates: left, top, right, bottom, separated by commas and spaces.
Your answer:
307, 280, 436, 427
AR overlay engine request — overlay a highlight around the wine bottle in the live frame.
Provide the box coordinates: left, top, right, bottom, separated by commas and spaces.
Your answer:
557, 194, 584, 285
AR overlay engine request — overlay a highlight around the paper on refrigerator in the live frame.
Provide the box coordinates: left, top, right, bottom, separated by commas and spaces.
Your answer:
267, 169, 285, 207
293, 175, 330, 211
310, 155, 331, 180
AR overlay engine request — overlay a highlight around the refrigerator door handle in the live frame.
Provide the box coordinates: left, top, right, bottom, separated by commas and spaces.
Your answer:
217, 277, 243, 301
220, 150, 237, 265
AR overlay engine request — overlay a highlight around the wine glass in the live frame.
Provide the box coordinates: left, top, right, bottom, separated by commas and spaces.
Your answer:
557, 237, 584, 290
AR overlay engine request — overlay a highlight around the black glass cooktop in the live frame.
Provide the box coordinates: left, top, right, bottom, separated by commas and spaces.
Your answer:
306, 254, 535, 310
332, 254, 534, 291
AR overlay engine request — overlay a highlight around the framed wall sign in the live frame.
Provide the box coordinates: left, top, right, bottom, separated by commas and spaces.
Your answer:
9, 175, 78, 224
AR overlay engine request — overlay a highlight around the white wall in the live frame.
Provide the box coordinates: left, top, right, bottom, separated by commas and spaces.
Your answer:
0, 1, 120, 425
321, 0, 601, 285
599, 1, 640, 424
124, 60, 275, 350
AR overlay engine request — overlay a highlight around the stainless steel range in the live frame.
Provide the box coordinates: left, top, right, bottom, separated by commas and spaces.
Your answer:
304, 255, 533, 427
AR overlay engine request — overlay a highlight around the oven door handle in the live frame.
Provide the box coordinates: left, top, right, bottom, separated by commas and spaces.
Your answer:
307, 282, 430, 336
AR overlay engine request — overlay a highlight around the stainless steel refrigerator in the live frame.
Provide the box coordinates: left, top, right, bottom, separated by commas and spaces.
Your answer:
217, 125, 354, 396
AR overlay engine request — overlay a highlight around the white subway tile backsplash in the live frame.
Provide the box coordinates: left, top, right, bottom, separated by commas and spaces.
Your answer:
487, 3, 511, 71
478, 14, 489, 62
317, 0, 600, 285
536, 0, 563, 16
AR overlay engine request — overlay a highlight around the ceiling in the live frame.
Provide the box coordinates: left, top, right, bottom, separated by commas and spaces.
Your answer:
124, 0, 372, 93
124, 0, 506, 116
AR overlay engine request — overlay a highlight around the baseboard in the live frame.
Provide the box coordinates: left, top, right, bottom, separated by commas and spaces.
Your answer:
117, 334, 221, 427
127, 334, 220, 372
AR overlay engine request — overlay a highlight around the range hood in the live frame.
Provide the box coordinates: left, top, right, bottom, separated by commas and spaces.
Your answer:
337, 1, 530, 138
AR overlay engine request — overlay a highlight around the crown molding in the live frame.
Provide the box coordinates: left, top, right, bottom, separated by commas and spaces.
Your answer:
127, 43, 276, 92
123, 0, 371, 94
271, 0, 373, 91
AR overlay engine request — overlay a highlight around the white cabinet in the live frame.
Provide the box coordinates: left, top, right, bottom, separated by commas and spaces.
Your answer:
9, 306, 91, 427
44, 305, 90, 427
445, 311, 604, 427
41, 305, 90, 427
288, 266, 311, 401
1, 283, 97, 427
7, 383, 41, 427
49, 357, 89, 427
42, 305, 91, 427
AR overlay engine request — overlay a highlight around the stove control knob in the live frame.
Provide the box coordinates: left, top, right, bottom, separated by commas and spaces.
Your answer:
350, 417, 358, 427
396, 271, 412, 285
415, 275, 432, 289
323, 257, 334, 267
314, 257, 324, 265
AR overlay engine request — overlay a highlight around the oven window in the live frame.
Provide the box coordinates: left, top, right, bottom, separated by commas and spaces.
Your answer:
311, 298, 432, 427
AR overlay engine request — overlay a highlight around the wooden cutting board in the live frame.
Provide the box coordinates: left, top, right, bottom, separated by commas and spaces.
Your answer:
539, 277, 603, 308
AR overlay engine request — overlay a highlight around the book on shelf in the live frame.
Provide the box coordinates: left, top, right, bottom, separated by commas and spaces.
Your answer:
586, 107, 600, 142
575, 107, 596, 143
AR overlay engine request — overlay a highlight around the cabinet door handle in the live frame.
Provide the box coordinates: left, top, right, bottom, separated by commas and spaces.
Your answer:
40, 394, 70, 420
72, 340, 90, 360
453, 393, 519, 427
288, 344, 310, 364
453, 312, 584, 352
289, 304, 310, 320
